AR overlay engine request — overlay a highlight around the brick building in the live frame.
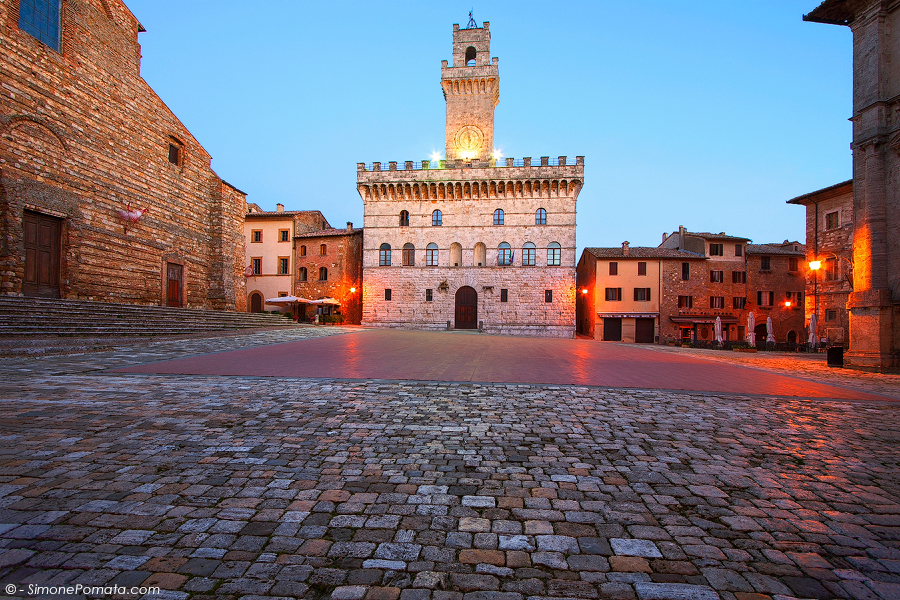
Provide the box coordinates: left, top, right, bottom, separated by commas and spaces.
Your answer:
294, 224, 363, 325
243, 203, 329, 313
576, 244, 704, 343
1, 0, 246, 310
787, 180, 853, 346
745, 242, 808, 345
357, 20, 583, 337
805, 1, 900, 371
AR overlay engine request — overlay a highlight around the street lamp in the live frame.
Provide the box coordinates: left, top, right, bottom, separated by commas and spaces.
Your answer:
809, 259, 821, 345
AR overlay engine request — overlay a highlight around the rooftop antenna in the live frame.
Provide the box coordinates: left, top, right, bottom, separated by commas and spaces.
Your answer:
466, 10, 477, 29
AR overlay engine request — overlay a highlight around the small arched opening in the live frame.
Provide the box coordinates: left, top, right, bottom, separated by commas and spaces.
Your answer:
474, 242, 486, 267
465, 46, 476, 66
450, 242, 462, 267
249, 292, 263, 313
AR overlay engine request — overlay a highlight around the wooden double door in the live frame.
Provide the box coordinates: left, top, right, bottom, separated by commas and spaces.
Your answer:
23, 211, 61, 298
454, 286, 477, 329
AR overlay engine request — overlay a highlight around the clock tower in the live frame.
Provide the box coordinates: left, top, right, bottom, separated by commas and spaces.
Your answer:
441, 20, 499, 161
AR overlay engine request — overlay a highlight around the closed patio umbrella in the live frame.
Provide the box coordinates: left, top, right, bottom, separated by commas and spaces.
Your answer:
747, 312, 755, 347
808, 313, 817, 345
715, 316, 723, 345
766, 316, 775, 344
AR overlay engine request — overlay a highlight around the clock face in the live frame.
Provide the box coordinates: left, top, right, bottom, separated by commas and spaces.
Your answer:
454, 125, 484, 153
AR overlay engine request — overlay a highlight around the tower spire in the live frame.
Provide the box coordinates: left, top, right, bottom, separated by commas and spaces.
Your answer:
466, 10, 477, 29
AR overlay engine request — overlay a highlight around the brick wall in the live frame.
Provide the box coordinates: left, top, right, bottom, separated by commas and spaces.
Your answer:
295, 230, 363, 324
0, 0, 244, 309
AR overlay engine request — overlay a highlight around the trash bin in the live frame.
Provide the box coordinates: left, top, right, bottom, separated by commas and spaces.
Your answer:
827, 346, 844, 367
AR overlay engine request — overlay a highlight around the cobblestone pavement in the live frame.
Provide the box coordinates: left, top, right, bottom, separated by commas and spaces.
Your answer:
0, 330, 899, 600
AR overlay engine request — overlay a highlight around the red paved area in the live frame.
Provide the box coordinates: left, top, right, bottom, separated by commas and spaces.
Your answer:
114, 329, 894, 402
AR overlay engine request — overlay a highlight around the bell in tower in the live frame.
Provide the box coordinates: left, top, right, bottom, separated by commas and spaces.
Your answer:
441, 18, 499, 161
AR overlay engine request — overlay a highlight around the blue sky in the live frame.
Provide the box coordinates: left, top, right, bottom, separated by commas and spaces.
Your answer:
127, 1, 851, 252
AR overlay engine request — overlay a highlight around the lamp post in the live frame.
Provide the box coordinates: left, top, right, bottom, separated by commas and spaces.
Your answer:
809, 260, 821, 345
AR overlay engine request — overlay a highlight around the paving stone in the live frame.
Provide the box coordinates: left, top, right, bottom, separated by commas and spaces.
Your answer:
633, 582, 719, 600
610, 538, 663, 558
334, 586, 369, 600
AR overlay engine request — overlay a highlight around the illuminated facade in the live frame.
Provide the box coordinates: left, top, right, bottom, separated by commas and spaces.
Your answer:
806, 1, 900, 371
358, 20, 583, 337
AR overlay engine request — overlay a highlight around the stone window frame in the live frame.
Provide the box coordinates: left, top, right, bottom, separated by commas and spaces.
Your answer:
547, 242, 561, 267
379, 243, 392, 267
500, 289, 508, 302
298, 267, 307, 282
399, 210, 410, 227
319, 244, 327, 256
493, 209, 504, 226
432, 210, 442, 226
251, 230, 262, 243
536, 208, 547, 225
167, 136, 185, 168
825, 211, 840, 230
498, 242, 512, 266
278, 257, 290, 275
402, 243, 415, 266
825, 308, 838, 321
522, 242, 536, 266
319, 267, 328, 281
426, 243, 439, 266
425, 288, 433, 302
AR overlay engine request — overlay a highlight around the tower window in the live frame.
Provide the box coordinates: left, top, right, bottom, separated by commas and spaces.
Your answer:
498, 242, 512, 266
465, 46, 477, 65
432, 210, 442, 226
399, 210, 410, 227
19, 0, 61, 51
536, 208, 547, 225
493, 209, 504, 226
168, 143, 182, 165
426, 243, 439, 266
547, 242, 561, 267
379, 243, 392, 267
402, 243, 415, 266
522, 242, 535, 266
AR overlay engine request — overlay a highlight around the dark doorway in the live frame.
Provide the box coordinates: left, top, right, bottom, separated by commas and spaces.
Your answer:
454, 286, 477, 329
754, 323, 768, 345
23, 210, 61, 298
635, 318, 655, 343
166, 263, 183, 307
681, 327, 693, 344
603, 317, 622, 341
250, 292, 263, 313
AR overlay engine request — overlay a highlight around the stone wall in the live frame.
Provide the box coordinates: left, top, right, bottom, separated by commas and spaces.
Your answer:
295, 229, 363, 325
0, 0, 244, 309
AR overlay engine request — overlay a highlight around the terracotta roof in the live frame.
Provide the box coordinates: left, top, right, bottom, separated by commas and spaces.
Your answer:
803, 0, 856, 25
786, 179, 852, 205
584, 247, 707, 260
681, 231, 751, 242
245, 210, 324, 218
745, 243, 806, 256
295, 228, 363, 239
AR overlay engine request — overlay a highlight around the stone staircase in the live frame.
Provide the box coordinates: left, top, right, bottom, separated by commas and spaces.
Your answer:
0, 296, 297, 355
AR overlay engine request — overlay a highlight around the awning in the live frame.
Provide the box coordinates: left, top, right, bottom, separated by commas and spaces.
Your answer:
597, 313, 659, 319
265, 295, 313, 304
307, 297, 340, 305
670, 315, 739, 325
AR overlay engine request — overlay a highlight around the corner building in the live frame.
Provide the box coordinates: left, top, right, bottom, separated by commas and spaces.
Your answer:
358, 21, 583, 337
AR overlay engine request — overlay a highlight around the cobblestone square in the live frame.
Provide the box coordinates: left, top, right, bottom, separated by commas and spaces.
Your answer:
1, 328, 898, 600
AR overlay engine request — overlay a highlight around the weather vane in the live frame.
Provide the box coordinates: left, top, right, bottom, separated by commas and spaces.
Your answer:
467, 10, 476, 29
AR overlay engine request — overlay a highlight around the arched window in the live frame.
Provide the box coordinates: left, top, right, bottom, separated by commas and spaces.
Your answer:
474, 242, 486, 267
498, 242, 512, 266
319, 267, 328, 281
399, 210, 410, 227
432, 210, 442, 226
426, 243, 439, 266
547, 242, 561, 266
320, 244, 327, 255
402, 242, 415, 266
299, 245, 307, 257
298, 267, 307, 282
450, 242, 462, 267
493, 209, 504, 226
465, 46, 476, 66
379, 243, 391, 266
536, 208, 547, 225
522, 242, 536, 266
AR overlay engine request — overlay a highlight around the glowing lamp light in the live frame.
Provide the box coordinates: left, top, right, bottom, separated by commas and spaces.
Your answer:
350, 287, 356, 293
581, 288, 588, 295
809, 260, 821, 270
785, 300, 792, 308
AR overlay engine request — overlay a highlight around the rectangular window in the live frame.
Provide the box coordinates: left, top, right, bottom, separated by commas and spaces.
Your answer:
710, 296, 725, 309
605, 287, 622, 301
733, 297, 747, 309
789, 257, 799, 272
252, 258, 261, 275
735, 244, 743, 257
544, 290, 553, 303
677, 295, 693, 308
426, 246, 438, 266
709, 243, 724, 256
18, 0, 62, 51
637, 262, 646, 276
732, 271, 746, 284
760, 256, 771, 271
633, 288, 651, 301
168, 144, 181, 166
299, 245, 306, 256
320, 244, 327, 256
681, 262, 690, 280
825, 211, 839, 230
826, 309, 838, 321
278, 257, 289, 275
402, 247, 415, 266
385, 289, 392, 301
522, 246, 535, 266
825, 257, 838, 281
425, 288, 433, 302
251, 230, 262, 243
500, 289, 508, 302
609, 262, 618, 276
710, 270, 724, 283
757, 290, 774, 306
279, 229, 290, 242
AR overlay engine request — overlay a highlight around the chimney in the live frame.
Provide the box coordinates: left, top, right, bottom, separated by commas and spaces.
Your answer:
662, 232, 667, 243
622, 241, 630, 256
346, 221, 353, 232
678, 225, 686, 249
275, 203, 284, 212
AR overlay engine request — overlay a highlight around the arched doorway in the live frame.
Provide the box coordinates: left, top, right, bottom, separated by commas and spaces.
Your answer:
455, 286, 477, 329
787, 330, 797, 345
249, 292, 263, 313
754, 323, 768, 345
